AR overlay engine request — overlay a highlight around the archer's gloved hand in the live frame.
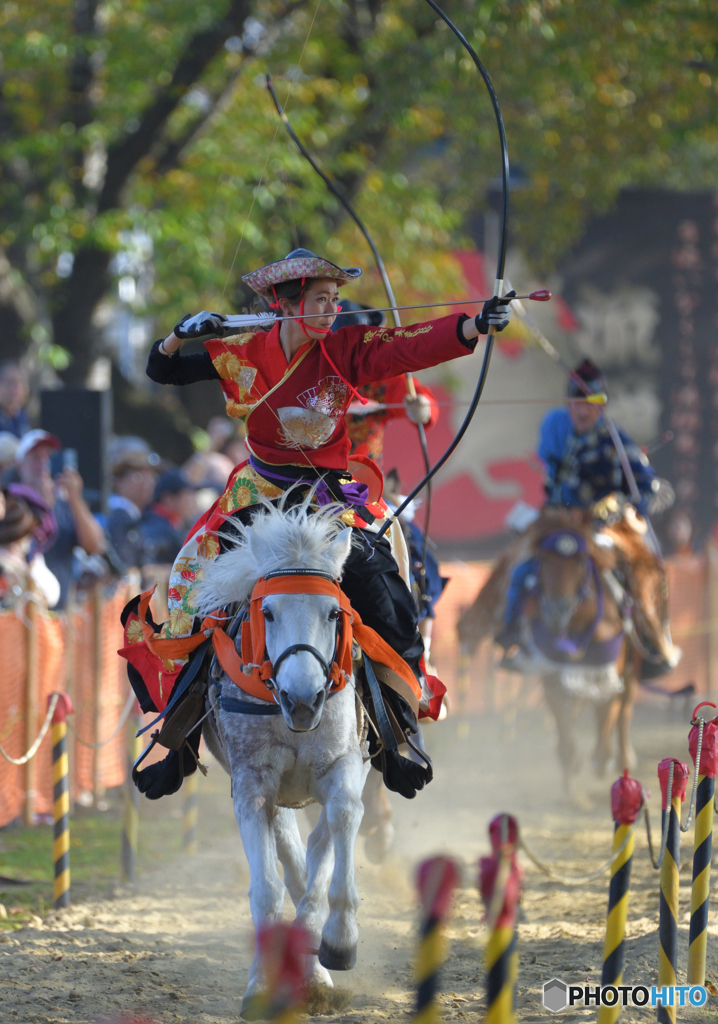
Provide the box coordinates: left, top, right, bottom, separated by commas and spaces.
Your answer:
474, 290, 515, 334
174, 310, 228, 340
404, 393, 432, 425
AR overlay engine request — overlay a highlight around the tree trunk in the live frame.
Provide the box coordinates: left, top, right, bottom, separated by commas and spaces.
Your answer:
54, 247, 112, 386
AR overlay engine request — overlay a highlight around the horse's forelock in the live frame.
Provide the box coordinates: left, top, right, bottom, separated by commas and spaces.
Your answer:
194, 498, 349, 613
529, 508, 615, 570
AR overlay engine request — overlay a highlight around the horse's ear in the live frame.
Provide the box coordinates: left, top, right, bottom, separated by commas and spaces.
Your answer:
327, 526, 353, 572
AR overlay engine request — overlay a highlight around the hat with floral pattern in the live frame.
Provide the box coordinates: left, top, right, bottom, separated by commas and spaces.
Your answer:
242, 248, 362, 297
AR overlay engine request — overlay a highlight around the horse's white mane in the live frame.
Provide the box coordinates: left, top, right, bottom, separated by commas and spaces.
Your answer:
195, 497, 349, 612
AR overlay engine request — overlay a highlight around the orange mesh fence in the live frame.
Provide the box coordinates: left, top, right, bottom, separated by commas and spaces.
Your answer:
0, 582, 133, 828
69, 598, 95, 803
0, 611, 31, 827
432, 555, 710, 711
31, 613, 66, 818
70, 585, 132, 800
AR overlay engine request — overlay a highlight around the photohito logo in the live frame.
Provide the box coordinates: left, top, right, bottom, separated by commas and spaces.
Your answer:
542, 979, 707, 1013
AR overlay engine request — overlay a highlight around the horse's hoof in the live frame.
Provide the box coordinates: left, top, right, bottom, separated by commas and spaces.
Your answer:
240, 994, 267, 1021
318, 939, 357, 971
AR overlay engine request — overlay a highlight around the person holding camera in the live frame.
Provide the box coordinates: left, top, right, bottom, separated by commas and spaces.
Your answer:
9, 430, 106, 608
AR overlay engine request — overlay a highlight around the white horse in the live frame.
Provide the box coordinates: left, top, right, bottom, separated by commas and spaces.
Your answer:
196, 501, 370, 1017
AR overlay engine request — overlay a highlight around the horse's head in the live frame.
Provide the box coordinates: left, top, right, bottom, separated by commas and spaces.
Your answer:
535, 530, 591, 633
260, 528, 353, 731
196, 498, 355, 732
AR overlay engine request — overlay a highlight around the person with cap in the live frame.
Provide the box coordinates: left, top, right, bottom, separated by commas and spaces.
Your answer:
139, 468, 197, 567
539, 358, 657, 511
106, 447, 159, 572
499, 357, 677, 676
137, 248, 511, 782
8, 430, 105, 608
335, 301, 438, 465
0, 361, 30, 438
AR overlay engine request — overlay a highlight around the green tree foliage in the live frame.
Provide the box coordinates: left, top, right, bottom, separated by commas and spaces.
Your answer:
0, 0, 716, 381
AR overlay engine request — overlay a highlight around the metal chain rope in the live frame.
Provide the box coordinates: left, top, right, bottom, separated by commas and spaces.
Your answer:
681, 715, 704, 833
649, 762, 673, 869
518, 805, 645, 886
67, 689, 135, 749
0, 693, 59, 765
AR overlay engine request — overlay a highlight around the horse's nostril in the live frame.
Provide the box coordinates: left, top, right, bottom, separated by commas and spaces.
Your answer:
311, 690, 325, 712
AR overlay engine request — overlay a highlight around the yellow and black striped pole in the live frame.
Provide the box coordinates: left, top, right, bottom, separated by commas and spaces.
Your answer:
50, 693, 74, 909
657, 758, 690, 1024
599, 770, 643, 1024
687, 702, 718, 985
183, 772, 198, 854
120, 704, 143, 883
481, 814, 522, 1024
414, 856, 460, 1023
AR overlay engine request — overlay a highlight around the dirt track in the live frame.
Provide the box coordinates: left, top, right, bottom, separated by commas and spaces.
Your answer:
1, 696, 716, 1023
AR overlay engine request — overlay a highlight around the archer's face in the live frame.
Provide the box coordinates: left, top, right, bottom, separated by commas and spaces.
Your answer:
568, 400, 603, 435
283, 278, 340, 337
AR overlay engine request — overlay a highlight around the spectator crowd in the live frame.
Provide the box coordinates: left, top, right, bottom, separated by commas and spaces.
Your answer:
0, 361, 247, 615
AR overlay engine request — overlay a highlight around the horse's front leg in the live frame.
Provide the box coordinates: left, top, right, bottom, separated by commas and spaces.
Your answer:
274, 807, 307, 907
293, 807, 335, 989
316, 753, 366, 971
234, 792, 285, 1019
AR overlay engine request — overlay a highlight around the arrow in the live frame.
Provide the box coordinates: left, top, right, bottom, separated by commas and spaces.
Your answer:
221, 290, 550, 332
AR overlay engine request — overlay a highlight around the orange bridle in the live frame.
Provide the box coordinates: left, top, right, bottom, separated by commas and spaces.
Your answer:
212, 570, 354, 703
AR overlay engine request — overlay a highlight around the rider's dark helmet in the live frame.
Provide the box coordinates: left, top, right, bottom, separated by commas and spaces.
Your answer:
567, 357, 607, 398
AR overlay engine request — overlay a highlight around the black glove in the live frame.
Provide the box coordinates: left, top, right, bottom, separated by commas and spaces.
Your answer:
134, 728, 201, 800
371, 748, 429, 799
474, 290, 515, 334
174, 310, 228, 340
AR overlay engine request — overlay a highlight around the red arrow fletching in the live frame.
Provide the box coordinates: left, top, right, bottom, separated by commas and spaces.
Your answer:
528, 289, 551, 301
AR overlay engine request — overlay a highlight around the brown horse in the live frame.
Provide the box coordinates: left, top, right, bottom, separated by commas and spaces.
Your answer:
458, 508, 638, 792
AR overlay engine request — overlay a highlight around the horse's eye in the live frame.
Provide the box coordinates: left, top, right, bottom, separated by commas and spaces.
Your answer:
263, 608, 274, 622
329, 609, 340, 621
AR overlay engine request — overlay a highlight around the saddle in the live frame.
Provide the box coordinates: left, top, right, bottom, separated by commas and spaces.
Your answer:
120, 585, 434, 802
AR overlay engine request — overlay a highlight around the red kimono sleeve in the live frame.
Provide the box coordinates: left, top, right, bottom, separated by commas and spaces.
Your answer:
329, 314, 472, 387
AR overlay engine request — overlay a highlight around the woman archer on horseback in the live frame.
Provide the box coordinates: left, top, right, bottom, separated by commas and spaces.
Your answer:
127, 248, 512, 795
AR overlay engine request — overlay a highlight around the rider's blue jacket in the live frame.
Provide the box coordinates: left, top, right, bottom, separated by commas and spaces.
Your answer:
538, 407, 656, 512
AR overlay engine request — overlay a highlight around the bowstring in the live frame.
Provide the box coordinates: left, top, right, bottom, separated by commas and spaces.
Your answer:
218, 0, 325, 309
